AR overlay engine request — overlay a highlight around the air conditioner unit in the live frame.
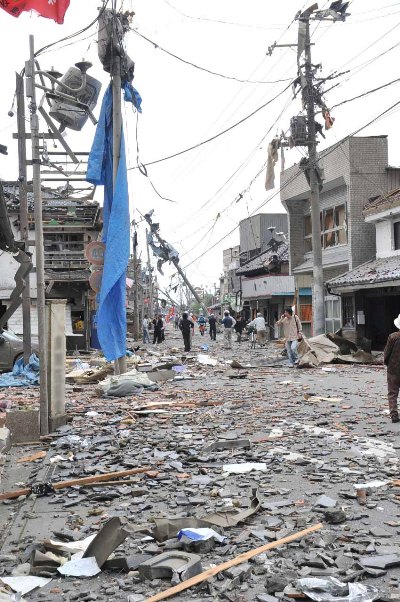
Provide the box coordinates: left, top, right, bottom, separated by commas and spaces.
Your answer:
49, 67, 101, 131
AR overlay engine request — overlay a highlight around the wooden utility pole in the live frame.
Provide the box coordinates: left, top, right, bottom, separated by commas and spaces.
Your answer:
26, 35, 48, 434
132, 229, 140, 340
15, 72, 32, 364
302, 10, 324, 335
111, 35, 127, 374
145, 228, 154, 319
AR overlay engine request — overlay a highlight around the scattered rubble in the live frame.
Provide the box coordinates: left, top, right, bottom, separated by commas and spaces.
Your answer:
0, 332, 397, 601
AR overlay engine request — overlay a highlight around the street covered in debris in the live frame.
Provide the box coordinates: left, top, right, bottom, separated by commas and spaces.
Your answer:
1, 327, 400, 601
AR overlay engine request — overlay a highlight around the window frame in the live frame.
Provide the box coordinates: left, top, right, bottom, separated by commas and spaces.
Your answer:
304, 203, 347, 253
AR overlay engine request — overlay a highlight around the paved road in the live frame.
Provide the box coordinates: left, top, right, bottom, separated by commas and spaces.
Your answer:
0, 327, 399, 601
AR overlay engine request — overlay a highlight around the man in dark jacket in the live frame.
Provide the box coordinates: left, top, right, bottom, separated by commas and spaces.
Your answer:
208, 314, 217, 341
384, 314, 400, 423
179, 312, 194, 352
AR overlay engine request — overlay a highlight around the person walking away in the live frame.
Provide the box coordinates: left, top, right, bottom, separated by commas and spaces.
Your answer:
209, 313, 217, 340
142, 315, 150, 343
179, 312, 194, 352
276, 307, 303, 367
161, 315, 166, 341
153, 315, 163, 344
174, 314, 180, 330
247, 312, 268, 345
222, 310, 236, 349
234, 315, 244, 343
384, 314, 400, 423
198, 313, 207, 336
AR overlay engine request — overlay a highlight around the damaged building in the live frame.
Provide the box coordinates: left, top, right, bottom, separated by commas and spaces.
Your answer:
327, 186, 400, 350
280, 135, 400, 338
0, 181, 101, 350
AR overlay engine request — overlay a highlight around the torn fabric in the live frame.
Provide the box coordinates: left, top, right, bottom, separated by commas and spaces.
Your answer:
265, 138, 280, 191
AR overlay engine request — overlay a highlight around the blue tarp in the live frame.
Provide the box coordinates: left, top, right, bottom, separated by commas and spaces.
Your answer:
86, 85, 130, 361
0, 353, 40, 387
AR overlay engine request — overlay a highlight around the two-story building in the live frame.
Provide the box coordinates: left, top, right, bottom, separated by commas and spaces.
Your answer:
327, 186, 400, 350
281, 135, 400, 337
1, 181, 101, 349
236, 235, 297, 329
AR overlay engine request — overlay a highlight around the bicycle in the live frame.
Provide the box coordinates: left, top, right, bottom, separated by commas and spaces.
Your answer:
248, 328, 257, 349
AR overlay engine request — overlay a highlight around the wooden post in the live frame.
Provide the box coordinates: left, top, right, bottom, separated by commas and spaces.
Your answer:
16, 72, 32, 365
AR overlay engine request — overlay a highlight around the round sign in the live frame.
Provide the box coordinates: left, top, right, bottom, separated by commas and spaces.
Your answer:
85, 241, 106, 266
89, 269, 103, 292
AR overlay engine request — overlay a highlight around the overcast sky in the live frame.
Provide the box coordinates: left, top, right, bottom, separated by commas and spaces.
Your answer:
0, 0, 400, 298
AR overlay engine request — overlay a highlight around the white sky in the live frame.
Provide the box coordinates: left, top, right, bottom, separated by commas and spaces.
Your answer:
0, 0, 400, 300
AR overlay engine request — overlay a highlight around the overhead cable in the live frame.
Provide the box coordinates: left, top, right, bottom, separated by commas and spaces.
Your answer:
130, 27, 293, 84
127, 81, 293, 170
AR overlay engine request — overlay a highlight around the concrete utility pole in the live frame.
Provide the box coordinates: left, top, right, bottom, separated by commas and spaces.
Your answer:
144, 214, 209, 316
15, 72, 32, 364
132, 228, 140, 340
111, 33, 127, 374
145, 228, 154, 319
26, 35, 49, 434
302, 10, 325, 336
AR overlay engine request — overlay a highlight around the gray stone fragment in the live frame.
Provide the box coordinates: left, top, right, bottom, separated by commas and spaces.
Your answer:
315, 495, 337, 508
138, 551, 202, 582
359, 554, 400, 569
323, 509, 347, 524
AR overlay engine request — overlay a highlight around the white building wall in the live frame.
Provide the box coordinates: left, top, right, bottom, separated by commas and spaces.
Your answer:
242, 275, 295, 299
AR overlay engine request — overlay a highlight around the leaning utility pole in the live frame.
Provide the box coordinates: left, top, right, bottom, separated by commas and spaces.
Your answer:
302, 8, 324, 336
15, 72, 32, 364
26, 35, 49, 434
144, 214, 209, 316
132, 228, 140, 340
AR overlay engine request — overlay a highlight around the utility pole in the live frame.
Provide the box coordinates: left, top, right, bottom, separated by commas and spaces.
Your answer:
302, 9, 324, 336
145, 228, 154, 319
111, 30, 127, 374
16, 72, 31, 364
132, 228, 140, 340
271, 2, 349, 335
144, 214, 210, 316
26, 35, 48, 435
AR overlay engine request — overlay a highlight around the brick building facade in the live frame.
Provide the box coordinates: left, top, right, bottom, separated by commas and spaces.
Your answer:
280, 135, 400, 337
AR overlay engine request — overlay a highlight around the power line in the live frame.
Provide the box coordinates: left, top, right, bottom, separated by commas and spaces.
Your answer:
35, 0, 110, 57
127, 81, 293, 170
180, 97, 400, 271
130, 27, 293, 85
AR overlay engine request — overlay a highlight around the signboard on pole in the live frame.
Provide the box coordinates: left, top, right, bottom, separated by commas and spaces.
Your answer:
85, 241, 105, 266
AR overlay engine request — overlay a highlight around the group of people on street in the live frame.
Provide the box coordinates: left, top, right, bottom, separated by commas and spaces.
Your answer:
142, 315, 166, 345
143, 305, 400, 427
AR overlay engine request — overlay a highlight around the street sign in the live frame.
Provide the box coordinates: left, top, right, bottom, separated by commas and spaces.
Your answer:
89, 269, 103, 293
85, 241, 105, 266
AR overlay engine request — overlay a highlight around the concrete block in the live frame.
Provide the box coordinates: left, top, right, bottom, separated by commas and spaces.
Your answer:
138, 551, 202, 582
6, 408, 40, 444
0, 427, 10, 454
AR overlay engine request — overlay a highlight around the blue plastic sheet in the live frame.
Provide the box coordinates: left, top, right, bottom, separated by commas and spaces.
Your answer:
0, 353, 40, 387
87, 86, 130, 362
123, 82, 142, 113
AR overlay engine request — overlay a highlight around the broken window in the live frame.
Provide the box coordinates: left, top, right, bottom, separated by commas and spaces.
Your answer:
394, 221, 400, 250
321, 204, 347, 249
342, 295, 355, 328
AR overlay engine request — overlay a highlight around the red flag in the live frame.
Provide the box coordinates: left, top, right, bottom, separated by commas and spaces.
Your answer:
0, 0, 70, 24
